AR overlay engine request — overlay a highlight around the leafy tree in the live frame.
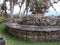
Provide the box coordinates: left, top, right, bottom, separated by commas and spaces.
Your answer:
26, 0, 60, 14
1, 0, 60, 16
1, 1, 7, 13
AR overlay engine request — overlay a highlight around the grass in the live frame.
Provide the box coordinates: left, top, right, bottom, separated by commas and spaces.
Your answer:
0, 23, 60, 45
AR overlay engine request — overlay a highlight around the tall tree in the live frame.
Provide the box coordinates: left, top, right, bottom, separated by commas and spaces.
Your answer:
1, 0, 7, 13
18, 0, 25, 15
9, 0, 18, 18
26, 0, 60, 15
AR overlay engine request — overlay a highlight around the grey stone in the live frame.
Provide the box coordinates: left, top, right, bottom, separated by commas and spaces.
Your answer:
19, 16, 60, 26
0, 34, 6, 45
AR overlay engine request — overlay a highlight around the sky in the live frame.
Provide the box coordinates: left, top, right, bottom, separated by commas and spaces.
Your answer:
0, 0, 60, 16
6, 1, 26, 14
45, 1, 60, 16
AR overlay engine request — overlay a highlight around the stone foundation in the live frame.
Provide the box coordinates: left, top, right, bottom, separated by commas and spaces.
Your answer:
6, 22, 60, 41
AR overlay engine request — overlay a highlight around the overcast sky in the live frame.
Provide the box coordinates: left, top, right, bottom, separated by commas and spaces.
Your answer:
45, 1, 60, 16
0, 0, 60, 16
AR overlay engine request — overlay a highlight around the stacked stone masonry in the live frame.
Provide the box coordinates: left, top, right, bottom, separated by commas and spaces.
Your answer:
6, 22, 60, 41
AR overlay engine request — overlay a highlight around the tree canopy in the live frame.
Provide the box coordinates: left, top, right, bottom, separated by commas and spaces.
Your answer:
26, 0, 60, 14
1, 0, 60, 15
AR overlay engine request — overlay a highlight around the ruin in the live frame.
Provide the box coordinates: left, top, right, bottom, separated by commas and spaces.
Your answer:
5, 15, 60, 41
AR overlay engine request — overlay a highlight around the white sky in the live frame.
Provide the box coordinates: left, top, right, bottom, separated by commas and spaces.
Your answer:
45, 1, 60, 16
0, 0, 3, 4
6, 1, 26, 14
0, 0, 60, 16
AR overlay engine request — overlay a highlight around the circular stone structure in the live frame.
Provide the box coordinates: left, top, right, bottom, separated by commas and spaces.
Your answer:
5, 22, 60, 41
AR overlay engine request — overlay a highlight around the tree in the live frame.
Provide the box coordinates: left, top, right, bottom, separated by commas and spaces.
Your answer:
18, 0, 25, 15
2, 0, 60, 16
1, 1, 7, 13
26, 0, 60, 14
0, 0, 8, 17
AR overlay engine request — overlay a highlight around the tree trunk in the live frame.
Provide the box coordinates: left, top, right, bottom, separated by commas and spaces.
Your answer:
19, 6, 21, 15
10, 0, 14, 18
24, 7, 28, 16
2, 0, 7, 17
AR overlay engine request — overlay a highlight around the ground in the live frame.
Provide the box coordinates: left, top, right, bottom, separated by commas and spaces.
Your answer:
0, 23, 60, 45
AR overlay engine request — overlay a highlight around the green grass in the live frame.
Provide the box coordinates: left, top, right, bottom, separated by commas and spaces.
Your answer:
0, 23, 60, 45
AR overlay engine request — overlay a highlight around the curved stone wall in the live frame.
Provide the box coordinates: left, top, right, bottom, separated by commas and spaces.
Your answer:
6, 22, 60, 41
19, 16, 60, 26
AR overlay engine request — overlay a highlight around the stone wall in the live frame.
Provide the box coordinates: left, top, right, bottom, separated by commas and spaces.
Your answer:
6, 24, 60, 41
5, 15, 60, 41
19, 16, 60, 26
6, 27, 60, 41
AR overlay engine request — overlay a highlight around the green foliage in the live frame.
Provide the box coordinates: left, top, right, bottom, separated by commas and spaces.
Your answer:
26, 0, 59, 14
0, 17, 5, 23
13, 0, 18, 5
